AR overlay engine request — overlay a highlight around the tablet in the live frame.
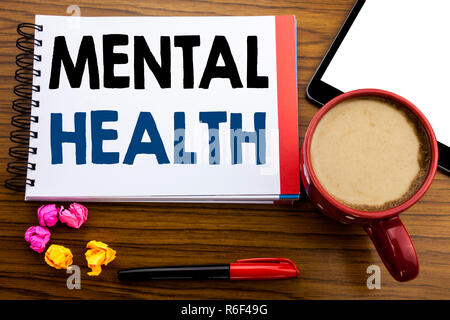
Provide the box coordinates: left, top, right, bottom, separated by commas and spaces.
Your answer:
307, 0, 450, 173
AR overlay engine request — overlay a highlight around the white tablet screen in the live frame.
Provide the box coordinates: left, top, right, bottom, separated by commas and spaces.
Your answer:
321, 0, 450, 147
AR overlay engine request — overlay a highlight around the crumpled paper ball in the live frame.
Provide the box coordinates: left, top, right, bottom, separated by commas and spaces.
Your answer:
59, 203, 88, 229
24, 226, 51, 253
85, 240, 116, 276
45, 244, 73, 269
37, 204, 59, 227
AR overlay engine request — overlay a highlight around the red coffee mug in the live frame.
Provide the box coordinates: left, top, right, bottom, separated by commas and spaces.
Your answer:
300, 89, 439, 282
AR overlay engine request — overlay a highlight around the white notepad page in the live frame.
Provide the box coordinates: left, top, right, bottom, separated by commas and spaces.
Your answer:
322, 0, 450, 147
26, 16, 284, 201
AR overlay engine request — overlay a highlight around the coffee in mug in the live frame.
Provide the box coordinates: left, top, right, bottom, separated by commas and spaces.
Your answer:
310, 97, 431, 211
301, 89, 439, 282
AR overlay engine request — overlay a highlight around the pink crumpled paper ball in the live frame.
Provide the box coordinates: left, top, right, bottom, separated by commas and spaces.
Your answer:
24, 226, 51, 253
59, 203, 88, 229
37, 204, 59, 227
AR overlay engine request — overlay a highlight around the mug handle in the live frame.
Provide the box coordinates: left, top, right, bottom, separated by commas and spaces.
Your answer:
364, 216, 419, 282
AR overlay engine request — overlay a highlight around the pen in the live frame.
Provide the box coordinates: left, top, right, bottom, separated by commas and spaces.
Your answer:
117, 258, 299, 281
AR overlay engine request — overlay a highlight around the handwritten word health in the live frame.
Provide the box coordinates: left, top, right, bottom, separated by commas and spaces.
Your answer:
51, 111, 266, 165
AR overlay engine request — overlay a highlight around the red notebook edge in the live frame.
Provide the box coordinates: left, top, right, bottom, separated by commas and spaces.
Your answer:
275, 15, 300, 201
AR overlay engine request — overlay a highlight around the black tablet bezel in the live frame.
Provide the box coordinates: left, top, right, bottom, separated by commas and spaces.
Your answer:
306, 0, 450, 173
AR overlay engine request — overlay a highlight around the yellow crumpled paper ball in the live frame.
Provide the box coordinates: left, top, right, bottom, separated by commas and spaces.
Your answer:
85, 240, 116, 276
45, 244, 73, 269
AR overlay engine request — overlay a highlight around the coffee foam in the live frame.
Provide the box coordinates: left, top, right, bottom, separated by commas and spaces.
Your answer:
310, 97, 431, 212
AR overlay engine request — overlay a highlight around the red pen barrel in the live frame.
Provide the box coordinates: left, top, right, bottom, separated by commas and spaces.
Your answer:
229, 258, 299, 280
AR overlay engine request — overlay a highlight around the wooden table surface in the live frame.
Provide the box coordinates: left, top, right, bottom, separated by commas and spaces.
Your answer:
0, 0, 449, 300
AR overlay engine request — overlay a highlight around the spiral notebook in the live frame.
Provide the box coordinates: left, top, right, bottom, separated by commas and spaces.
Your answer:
6, 15, 300, 203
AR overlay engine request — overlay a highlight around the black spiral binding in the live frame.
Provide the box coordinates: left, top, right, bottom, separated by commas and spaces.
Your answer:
5, 23, 42, 192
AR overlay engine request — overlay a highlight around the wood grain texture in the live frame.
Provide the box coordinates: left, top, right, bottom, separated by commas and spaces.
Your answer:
0, 0, 449, 300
